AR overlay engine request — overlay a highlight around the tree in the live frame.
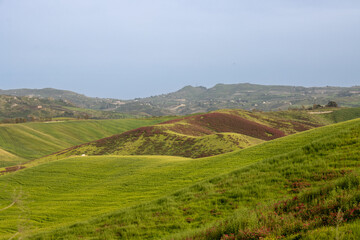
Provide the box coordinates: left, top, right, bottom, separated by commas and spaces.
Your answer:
326, 101, 338, 108
312, 104, 322, 109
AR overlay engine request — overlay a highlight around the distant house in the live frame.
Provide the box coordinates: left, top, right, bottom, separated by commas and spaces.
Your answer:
37, 105, 43, 109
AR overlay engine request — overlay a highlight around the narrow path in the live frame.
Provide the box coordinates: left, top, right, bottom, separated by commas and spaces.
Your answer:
308, 111, 333, 114
8, 232, 19, 240
0, 201, 15, 212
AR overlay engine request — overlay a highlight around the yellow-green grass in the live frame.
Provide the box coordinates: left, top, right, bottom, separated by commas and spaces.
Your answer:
0, 119, 359, 239
319, 107, 360, 123
23, 118, 360, 240
0, 118, 171, 167
0, 148, 24, 167
263, 107, 360, 126
54, 131, 265, 159
297, 219, 360, 240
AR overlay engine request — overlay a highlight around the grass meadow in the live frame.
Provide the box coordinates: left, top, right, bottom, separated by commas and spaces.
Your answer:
26, 118, 360, 240
0, 118, 358, 239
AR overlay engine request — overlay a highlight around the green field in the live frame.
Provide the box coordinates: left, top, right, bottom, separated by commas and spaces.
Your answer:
28, 119, 360, 240
0, 117, 171, 167
0, 118, 359, 239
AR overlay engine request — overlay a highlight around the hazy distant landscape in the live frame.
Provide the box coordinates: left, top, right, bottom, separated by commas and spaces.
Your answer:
1, 83, 359, 119
1, 0, 360, 239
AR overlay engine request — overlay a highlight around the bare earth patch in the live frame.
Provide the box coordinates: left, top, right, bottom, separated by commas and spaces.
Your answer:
308, 111, 333, 115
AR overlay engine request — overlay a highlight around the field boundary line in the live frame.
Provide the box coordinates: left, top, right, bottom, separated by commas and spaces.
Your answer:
0, 201, 15, 212
8, 232, 19, 240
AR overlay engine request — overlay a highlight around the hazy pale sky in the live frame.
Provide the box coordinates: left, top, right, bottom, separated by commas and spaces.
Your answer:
1, 0, 359, 99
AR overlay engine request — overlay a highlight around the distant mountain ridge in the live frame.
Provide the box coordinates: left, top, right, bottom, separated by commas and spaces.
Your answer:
1, 83, 360, 115
133, 83, 360, 115
0, 94, 135, 122
0, 88, 122, 109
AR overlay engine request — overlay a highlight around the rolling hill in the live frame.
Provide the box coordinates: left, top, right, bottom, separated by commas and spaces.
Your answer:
0, 117, 171, 168
0, 95, 136, 122
123, 83, 360, 115
0, 88, 123, 110
2, 84, 360, 116
0, 118, 358, 239
52, 109, 323, 159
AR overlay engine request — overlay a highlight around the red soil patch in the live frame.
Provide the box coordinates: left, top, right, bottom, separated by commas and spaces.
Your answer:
189, 113, 285, 140
0, 165, 25, 175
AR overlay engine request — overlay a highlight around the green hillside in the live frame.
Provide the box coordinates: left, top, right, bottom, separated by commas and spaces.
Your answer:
0, 119, 358, 239
0, 148, 24, 166
0, 118, 170, 167
53, 109, 322, 159
29, 119, 360, 240
320, 107, 360, 123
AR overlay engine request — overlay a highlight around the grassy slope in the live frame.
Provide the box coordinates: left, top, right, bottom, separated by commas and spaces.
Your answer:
321, 107, 360, 123
57, 131, 265, 159
0, 119, 358, 239
0, 118, 170, 167
53, 109, 322, 159
23, 118, 360, 240
265, 107, 360, 125
0, 148, 24, 166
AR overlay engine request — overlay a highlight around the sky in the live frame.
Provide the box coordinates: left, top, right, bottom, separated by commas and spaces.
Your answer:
1, 0, 359, 99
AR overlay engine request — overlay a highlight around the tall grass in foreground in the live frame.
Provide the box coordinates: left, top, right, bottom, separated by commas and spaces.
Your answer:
24, 119, 360, 239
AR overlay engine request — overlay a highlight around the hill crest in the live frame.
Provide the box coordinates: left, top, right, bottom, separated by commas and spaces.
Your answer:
55, 109, 321, 159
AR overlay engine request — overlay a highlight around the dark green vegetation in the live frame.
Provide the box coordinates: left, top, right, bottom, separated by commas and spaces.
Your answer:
0, 118, 170, 167
0, 118, 358, 239
2, 84, 360, 115
53, 109, 321, 159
